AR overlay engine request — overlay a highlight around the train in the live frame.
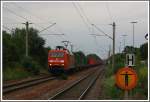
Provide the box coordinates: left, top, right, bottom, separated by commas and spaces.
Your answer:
48, 46, 102, 74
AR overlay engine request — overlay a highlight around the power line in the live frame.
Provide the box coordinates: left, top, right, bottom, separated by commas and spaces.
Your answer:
92, 35, 109, 53
3, 23, 22, 24
91, 24, 113, 40
3, 6, 28, 21
4, 6, 58, 36
3, 5, 46, 30
3, 16, 23, 24
105, 3, 113, 22
39, 23, 56, 33
74, 4, 110, 56
76, 3, 92, 25
12, 3, 64, 35
75, 2, 111, 41
72, 2, 91, 31
12, 3, 53, 24
40, 34, 64, 35
4, 3, 66, 38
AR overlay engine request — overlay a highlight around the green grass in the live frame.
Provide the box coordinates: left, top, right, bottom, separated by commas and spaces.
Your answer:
132, 66, 148, 99
3, 67, 32, 81
103, 54, 148, 99
103, 75, 123, 99
103, 66, 148, 100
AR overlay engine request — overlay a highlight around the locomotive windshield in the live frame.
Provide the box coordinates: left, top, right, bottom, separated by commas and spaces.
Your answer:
49, 52, 64, 58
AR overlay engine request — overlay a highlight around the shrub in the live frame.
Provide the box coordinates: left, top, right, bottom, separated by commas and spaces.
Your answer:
103, 75, 123, 99
3, 67, 31, 81
134, 67, 148, 98
22, 56, 40, 75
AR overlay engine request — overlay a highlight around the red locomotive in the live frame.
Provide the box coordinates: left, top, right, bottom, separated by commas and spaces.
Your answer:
48, 46, 75, 74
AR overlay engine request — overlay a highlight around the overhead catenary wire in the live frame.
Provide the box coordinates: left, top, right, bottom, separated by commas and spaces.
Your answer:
105, 2, 113, 22
72, 2, 91, 32
38, 23, 56, 33
90, 25, 108, 57
12, 3, 66, 39
40, 34, 64, 36
3, 6, 40, 29
3, 16, 23, 24
76, 3, 112, 40
4, 8, 65, 47
12, 3, 54, 24
74, 3, 111, 58
3, 5, 43, 30
3, 5, 58, 35
76, 3, 92, 25
91, 24, 113, 40
3, 6, 28, 21
93, 35, 109, 53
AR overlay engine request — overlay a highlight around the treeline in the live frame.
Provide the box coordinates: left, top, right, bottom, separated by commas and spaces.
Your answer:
107, 43, 148, 73
3, 28, 50, 75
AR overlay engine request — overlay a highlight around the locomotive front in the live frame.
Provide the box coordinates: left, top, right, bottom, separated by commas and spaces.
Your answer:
48, 50, 66, 73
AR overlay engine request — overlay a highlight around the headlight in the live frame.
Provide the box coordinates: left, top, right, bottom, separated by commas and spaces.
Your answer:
60, 60, 64, 63
49, 60, 53, 62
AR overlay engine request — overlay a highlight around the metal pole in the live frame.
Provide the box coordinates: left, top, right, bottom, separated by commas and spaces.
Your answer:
70, 44, 73, 52
112, 22, 115, 73
26, 22, 29, 57
119, 42, 121, 53
133, 23, 134, 47
130, 21, 137, 52
61, 40, 70, 49
124, 37, 125, 49
124, 90, 129, 99
122, 35, 127, 51
23, 21, 32, 57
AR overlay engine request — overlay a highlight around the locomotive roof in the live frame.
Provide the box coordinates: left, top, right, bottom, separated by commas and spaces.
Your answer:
49, 49, 70, 54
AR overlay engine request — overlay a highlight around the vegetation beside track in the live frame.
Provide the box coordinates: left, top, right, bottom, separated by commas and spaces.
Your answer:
3, 28, 101, 81
3, 28, 50, 80
102, 42, 148, 99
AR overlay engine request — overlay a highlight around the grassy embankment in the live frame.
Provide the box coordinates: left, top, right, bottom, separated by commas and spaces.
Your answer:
101, 53, 148, 100
3, 57, 49, 81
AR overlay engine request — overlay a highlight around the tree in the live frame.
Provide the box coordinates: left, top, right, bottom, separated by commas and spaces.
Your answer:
140, 42, 148, 60
3, 31, 13, 68
123, 46, 139, 54
3, 27, 50, 70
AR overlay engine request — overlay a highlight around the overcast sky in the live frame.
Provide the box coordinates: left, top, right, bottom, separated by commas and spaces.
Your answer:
2, 1, 148, 59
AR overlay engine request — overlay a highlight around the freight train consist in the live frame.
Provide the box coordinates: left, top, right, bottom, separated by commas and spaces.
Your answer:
48, 46, 102, 74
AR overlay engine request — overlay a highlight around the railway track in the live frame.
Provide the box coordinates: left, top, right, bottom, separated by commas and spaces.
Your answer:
48, 67, 104, 100
3, 76, 56, 94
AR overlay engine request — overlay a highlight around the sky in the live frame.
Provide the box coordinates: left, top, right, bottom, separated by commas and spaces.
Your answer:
2, 1, 148, 59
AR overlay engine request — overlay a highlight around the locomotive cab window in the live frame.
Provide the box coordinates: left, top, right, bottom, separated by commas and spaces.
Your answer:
49, 52, 64, 58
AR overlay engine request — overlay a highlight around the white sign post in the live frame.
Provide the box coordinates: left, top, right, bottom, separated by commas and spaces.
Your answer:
126, 54, 135, 67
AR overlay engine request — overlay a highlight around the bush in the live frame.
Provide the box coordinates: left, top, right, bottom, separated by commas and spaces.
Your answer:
106, 54, 148, 99
103, 75, 123, 99
133, 67, 148, 98
22, 56, 40, 75
3, 67, 31, 81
